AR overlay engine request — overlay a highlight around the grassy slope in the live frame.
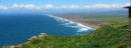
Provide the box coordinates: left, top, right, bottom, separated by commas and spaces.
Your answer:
55, 14, 128, 28
19, 22, 131, 48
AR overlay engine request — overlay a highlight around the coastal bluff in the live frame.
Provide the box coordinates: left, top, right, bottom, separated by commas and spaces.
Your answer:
2, 22, 131, 48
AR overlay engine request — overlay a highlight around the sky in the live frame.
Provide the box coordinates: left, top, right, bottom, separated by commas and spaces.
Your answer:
0, 0, 130, 13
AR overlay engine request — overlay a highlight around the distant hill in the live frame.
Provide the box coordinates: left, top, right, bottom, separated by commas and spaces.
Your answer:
98, 10, 128, 15
79, 10, 128, 15
51, 10, 128, 15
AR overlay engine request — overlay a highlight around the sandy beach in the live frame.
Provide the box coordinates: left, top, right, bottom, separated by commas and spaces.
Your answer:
61, 18, 102, 29
55, 15, 103, 28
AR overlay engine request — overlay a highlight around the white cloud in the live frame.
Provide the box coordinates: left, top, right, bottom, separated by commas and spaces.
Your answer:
123, 3, 131, 7
2, 3, 130, 10
44, 4, 54, 9
12, 4, 54, 10
84, 4, 122, 9
60, 5, 80, 9
36, 4, 54, 10
59, 3, 131, 9
12, 4, 36, 9
0, 5, 7, 10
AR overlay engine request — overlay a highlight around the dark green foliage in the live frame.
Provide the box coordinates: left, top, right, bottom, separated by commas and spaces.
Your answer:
31, 39, 43, 45
22, 44, 32, 48
87, 25, 130, 48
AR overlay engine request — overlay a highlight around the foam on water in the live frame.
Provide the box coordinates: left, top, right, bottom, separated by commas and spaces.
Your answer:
46, 14, 95, 32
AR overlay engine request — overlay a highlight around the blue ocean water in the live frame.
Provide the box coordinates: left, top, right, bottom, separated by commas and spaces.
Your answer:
0, 14, 94, 46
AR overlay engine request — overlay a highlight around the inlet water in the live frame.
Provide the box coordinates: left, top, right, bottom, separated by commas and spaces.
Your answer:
0, 14, 94, 46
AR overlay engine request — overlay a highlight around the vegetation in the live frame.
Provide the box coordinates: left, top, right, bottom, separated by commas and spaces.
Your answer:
10, 22, 129, 48
56, 14, 128, 23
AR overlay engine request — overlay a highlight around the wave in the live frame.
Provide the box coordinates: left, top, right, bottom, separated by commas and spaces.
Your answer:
45, 14, 95, 32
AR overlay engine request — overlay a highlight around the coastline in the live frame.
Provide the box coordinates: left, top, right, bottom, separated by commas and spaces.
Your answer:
55, 15, 101, 29
1, 14, 96, 46
53, 14, 128, 29
46, 14, 95, 32
64, 19, 101, 29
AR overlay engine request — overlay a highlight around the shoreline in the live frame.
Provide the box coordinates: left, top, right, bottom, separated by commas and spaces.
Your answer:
56, 16, 101, 29
1, 14, 98, 47
48, 14, 100, 28
47, 14, 96, 32
66, 19, 100, 29
52, 14, 102, 29
53, 14, 128, 29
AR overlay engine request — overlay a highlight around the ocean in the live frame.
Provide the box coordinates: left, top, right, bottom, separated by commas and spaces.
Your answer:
0, 14, 94, 46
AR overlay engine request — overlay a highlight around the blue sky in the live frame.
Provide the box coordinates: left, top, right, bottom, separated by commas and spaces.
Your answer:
0, 0, 130, 6
0, 0, 130, 13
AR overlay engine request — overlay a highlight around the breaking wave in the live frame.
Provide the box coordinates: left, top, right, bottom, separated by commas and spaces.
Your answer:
46, 14, 95, 32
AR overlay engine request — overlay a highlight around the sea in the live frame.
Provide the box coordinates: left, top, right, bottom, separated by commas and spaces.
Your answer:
0, 14, 95, 46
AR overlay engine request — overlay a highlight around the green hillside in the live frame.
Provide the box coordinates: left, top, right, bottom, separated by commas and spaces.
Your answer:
56, 14, 128, 23
3, 23, 131, 48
